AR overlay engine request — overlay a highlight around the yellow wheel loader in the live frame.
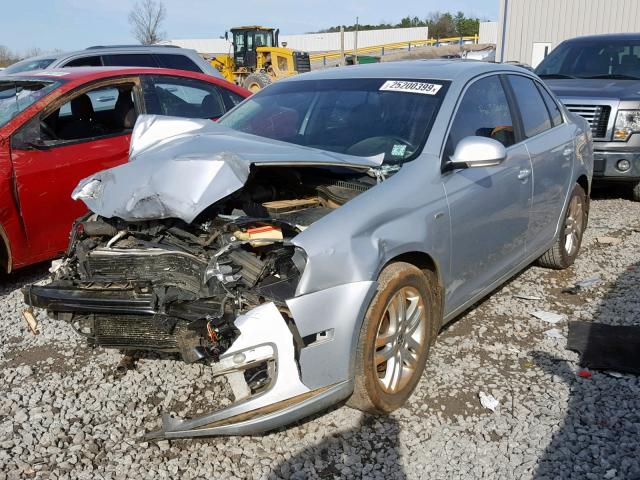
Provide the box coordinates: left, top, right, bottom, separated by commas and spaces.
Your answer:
211, 26, 311, 92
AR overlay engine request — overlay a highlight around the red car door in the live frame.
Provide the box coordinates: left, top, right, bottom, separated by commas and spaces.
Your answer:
10, 78, 142, 261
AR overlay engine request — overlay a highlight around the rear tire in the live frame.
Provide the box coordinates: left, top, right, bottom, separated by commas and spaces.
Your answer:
631, 181, 640, 202
242, 72, 272, 92
537, 184, 587, 269
347, 262, 440, 414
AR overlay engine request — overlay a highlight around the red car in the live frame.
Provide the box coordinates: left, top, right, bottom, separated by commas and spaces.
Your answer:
0, 67, 250, 272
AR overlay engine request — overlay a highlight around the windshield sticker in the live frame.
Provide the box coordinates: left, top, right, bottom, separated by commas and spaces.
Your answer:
38, 72, 69, 77
391, 144, 407, 156
380, 80, 442, 95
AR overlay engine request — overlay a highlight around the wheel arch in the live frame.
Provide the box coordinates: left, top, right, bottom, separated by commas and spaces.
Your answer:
576, 174, 590, 206
378, 250, 445, 328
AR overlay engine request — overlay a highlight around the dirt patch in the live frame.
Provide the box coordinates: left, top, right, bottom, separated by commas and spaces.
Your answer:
3, 344, 92, 376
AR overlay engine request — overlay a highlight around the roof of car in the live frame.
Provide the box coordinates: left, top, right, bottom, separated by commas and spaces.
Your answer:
564, 32, 640, 43
283, 59, 533, 83
1, 66, 216, 82
0, 67, 248, 95
14, 45, 197, 63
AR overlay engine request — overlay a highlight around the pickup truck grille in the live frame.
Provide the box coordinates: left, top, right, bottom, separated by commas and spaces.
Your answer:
564, 104, 611, 139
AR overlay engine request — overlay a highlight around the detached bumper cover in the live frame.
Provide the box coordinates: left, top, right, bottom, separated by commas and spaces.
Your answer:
25, 281, 376, 438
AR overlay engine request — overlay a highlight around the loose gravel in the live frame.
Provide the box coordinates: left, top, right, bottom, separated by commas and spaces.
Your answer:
1, 193, 640, 479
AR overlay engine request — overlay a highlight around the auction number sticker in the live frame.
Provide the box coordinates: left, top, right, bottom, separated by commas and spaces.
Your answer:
380, 80, 442, 95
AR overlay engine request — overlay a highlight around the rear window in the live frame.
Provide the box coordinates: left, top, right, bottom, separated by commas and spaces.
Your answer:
103, 54, 158, 68
155, 54, 202, 73
537, 84, 563, 127
3, 58, 56, 74
64, 56, 102, 67
0, 80, 60, 128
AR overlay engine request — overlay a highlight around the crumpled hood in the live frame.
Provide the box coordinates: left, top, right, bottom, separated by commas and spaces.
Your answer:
72, 115, 383, 223
544, 79, 640, 100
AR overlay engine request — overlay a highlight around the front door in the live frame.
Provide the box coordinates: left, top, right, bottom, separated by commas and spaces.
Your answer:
442, 74, 533, 312
10, 79, 142, 260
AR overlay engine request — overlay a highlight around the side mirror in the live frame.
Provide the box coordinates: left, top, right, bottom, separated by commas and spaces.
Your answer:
224, 31, 229, 41
448, 136, 507, 170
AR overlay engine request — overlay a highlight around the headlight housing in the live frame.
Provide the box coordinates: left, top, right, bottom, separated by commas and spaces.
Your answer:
613, 110, 640, 141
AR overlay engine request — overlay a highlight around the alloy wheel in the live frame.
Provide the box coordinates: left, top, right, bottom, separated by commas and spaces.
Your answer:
374, 286, 427, 393
564, 195, 584, 256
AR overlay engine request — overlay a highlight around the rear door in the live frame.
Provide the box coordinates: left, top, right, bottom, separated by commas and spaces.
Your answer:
442, 74, 533, 311
505, 74, 574, 254
10, 78, 143, 258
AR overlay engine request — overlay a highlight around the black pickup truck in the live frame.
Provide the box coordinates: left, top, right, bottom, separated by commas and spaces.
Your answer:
536, 33, 640, 200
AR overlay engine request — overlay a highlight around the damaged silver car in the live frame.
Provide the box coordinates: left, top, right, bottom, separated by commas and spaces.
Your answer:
23, 61, 594, 439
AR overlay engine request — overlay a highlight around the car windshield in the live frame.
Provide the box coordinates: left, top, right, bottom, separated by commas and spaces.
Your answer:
218, 78, 448, 163
0, 80, 60, 128
4, 58, 56, 74
535, 40, 640, 80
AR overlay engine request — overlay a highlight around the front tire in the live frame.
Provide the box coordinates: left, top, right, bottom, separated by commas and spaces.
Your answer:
537, 184, 588, 269
348, 262, 439, 414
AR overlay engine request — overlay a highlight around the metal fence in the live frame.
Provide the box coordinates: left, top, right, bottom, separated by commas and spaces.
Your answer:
309, 35, 480, 67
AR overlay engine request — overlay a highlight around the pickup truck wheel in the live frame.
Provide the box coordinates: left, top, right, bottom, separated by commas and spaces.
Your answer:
348, 262, 438, 414
631, 181, 640, 202
537, 184, 587, 269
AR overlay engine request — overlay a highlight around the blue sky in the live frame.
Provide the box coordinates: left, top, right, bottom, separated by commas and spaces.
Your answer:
2, 0, 498, 54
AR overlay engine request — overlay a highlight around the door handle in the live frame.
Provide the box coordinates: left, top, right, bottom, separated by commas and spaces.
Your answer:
517, 168, 531, 180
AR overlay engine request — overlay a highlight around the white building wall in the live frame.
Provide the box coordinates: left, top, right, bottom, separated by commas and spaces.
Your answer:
497, 0, 640, 66
160, 38, 231, 57
164, 26, 430, 56
479, 21, 498, 44
280, 27, 429, 52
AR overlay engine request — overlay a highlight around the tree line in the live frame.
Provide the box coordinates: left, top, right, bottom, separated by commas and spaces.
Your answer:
318, 11, 482, 37
0, 46, 60, 68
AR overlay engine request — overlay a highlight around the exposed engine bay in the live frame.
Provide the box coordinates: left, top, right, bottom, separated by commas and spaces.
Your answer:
25, 166, 378, 376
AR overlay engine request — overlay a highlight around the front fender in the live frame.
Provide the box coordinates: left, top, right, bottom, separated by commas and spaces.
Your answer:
293, 158, 450, 296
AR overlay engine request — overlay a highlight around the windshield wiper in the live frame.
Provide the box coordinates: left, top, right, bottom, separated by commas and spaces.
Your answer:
538, 73, 576, 79
581, 74, 640, 80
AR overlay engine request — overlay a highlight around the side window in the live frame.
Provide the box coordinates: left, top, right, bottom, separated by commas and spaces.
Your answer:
507, 75, 552, 137
147, 76, 226, 119
446, 75, 515, 155
103, 54, 158, 68
220, 89, 245, 110
155, 54, 202, 73
63, 56, 103, 67
40, 83, 139, 142
536, 83, 563, 127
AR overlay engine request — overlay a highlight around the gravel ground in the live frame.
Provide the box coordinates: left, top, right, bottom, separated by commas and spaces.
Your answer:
1, 193, 640, 480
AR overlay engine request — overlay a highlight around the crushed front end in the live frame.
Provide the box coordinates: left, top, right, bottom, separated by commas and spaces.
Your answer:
23, 164, 380, 437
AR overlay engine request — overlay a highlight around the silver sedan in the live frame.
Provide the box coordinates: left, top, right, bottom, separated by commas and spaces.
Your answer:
24, 60, 594, 438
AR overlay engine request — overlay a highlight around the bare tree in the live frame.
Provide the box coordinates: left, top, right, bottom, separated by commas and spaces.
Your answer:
23, 47, 43, 58
129, 0, 166, 45
0, 45, 19, 67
